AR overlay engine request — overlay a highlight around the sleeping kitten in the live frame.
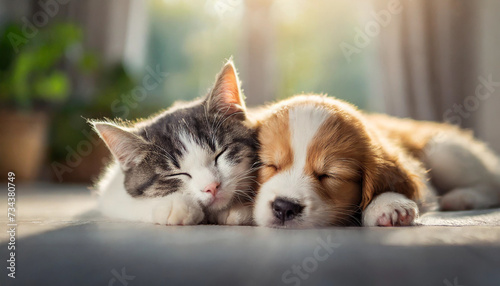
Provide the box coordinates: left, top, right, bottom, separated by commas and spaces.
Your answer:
92, 61, 258, 225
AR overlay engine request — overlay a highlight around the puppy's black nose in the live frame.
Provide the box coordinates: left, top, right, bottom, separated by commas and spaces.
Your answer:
272, 198, 304, 223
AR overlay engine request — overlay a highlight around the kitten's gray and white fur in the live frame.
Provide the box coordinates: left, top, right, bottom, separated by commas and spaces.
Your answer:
92, 61, 258, 225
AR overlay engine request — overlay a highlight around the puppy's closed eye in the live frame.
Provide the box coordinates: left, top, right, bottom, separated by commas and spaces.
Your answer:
266, 164, 279, 172
259, 164, 280, 182
316, 173, 334, 182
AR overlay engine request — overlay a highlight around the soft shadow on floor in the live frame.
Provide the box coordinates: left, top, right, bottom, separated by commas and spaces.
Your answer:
1, 222, 499, 286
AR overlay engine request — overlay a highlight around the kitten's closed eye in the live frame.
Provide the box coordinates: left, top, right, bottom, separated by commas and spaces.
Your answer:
164, 173, 192, 179
214, 146, 228, 165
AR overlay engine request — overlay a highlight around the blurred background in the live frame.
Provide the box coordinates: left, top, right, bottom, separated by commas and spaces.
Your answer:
0, 0, 499, 184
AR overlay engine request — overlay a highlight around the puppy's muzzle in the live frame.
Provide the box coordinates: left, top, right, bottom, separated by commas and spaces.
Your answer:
272, 197, 304, 224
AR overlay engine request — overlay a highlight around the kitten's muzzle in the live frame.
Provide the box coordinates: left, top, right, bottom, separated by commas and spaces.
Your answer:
203, 182, 220, 197
272, 198, 304, 224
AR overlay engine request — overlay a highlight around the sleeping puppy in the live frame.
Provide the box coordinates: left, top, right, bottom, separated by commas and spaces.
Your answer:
253, 95, 500, 228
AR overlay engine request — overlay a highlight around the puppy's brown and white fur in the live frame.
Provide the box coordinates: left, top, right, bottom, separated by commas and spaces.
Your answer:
253, 95, 500, 228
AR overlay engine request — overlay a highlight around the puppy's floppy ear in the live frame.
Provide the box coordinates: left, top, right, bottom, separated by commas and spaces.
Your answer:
206, 59, 246, 120
92, 122, 148, 171
360, 152, 421, 210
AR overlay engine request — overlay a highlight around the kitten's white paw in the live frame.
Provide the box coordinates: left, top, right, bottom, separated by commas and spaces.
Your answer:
212, 204, 253, 225
152, 194, 204, 225
225, 204, 253, 225
362, 192, 418, 227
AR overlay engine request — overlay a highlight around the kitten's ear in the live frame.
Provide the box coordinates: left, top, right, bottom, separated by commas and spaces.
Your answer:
207, 59, 246, 119
92, 122, 148, 170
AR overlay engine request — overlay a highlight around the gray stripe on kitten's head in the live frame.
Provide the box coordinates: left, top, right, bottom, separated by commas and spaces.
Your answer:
93, 61, 258, 212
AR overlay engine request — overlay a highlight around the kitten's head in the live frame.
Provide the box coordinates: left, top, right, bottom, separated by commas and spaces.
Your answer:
93, 61, 258, 211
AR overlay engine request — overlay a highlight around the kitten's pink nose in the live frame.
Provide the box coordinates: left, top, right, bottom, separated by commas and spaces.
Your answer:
203, 182, 220, 197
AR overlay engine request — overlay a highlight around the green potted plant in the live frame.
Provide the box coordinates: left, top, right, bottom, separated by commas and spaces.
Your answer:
0, 22, 88, 181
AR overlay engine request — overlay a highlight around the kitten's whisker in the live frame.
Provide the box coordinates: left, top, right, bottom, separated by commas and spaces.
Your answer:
232, 190, 255, 203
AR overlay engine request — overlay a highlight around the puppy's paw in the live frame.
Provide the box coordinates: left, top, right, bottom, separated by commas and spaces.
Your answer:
152, 194, 204, 225
362, 192, 419, 227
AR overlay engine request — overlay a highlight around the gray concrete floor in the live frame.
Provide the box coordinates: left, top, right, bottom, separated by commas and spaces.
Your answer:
1, 184, 499, 286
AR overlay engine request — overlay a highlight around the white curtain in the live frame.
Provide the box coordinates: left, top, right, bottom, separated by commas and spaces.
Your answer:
372, 0, 500, 153
476, 0, 500, 154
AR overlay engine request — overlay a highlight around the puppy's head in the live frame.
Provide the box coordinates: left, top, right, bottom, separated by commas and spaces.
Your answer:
253, 95, 419, 228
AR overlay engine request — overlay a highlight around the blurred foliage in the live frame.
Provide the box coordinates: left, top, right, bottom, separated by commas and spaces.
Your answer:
0, 21, 96, 110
